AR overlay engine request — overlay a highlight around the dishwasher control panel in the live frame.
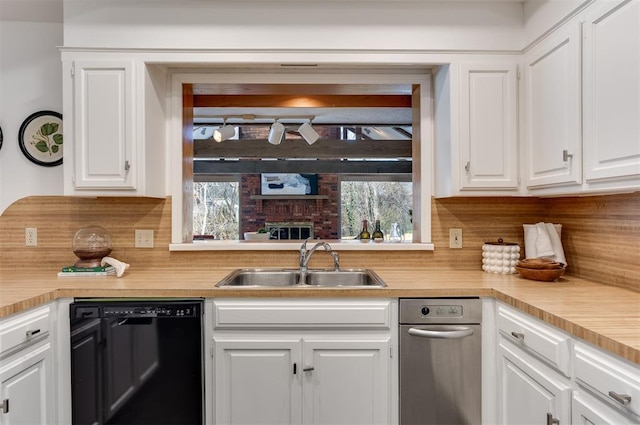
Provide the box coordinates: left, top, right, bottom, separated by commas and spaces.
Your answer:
400, 298, 482, 324
420, 304, 464, 318
70, 300, 202, 319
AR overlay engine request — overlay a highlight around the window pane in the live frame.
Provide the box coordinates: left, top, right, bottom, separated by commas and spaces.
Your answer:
340, 181, 412, 240
193, 182, 239, 240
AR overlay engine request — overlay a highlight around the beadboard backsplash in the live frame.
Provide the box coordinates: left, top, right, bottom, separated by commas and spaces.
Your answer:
1, 193, 638, 291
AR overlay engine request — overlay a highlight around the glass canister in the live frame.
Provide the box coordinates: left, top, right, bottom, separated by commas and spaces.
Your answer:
482, 238, 520, 274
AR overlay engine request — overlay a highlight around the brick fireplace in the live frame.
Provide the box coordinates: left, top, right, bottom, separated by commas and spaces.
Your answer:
240, 174, 339, 239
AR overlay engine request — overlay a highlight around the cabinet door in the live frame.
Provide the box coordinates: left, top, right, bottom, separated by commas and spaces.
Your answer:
0, 342, 52, 425
214, 338, 302, 425
459, 63, 519, 190
302, 338, 390, 425
73, 60, 136, 190
583, 0, 640, 184
498, 341, 571, 425
524, 24, 582, 189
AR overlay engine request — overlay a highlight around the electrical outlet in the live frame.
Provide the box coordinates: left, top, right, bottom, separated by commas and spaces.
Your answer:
449, 228, 462, 249
135, 229, 154, 248
25, 228, 38, 247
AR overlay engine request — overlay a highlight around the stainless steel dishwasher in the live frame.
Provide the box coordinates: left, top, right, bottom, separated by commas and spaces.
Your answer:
399, 298, 482, 425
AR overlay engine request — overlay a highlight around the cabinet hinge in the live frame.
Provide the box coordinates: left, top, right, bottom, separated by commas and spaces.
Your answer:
390, 344, 393, 358
124, 160, 131, 172
71, 62, 75, 77
516, 65, 521, 80
210, 346, 214, 358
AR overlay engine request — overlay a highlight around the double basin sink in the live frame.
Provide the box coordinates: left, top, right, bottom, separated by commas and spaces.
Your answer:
215, 268, 386, 288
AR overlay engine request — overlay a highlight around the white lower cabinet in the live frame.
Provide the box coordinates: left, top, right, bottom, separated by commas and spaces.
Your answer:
0, 342, 54, 425
212, 299, 395, 425
498, 339, 572, 425
214, 338, 301, 425
0, 304, 55, 425
496, 301, 640, 425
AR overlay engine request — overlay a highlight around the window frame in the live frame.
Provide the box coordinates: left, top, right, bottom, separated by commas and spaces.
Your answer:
169, 69, 434, 251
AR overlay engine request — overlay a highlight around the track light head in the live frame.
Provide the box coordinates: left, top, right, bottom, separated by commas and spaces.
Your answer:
268, 121, 285, 145
213, 125, 236, 143
298, 122, 319, 145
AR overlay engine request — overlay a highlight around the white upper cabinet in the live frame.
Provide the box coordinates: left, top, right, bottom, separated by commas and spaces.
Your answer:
72, 60, 136, 191
62, 55, 166, 197
523, 23, 583, 190
459, 63, 519, 191
583, 0, 640, 187
434, 59, 520, 197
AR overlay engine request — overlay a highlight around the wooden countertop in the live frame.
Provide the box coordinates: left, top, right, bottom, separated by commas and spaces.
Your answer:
1, 268, 638, 365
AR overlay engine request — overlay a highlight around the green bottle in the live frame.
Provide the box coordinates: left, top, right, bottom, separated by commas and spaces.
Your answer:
359, 219, 371, 242
372, 219, 384, 243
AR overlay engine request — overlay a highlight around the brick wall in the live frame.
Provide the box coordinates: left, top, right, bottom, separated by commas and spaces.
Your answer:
240, 174, 339, 239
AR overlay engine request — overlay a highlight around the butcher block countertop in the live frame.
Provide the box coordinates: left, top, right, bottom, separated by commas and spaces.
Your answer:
1, 268, 638, 365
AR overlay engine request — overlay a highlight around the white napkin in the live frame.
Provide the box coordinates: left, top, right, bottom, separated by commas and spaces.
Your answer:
101, 256, 130, 277
535, 222, 555, 257
544, 222, 567, 265
523, 223, 567, 265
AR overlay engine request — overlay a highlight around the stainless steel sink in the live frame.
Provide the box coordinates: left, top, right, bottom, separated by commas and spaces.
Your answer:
215, 268, 386, 288
305, 269, 386, 287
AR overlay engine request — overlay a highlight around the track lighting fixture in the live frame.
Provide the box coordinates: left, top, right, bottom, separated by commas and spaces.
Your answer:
213, 124, 236, 143
268, 121, 285, 145
298, 121, 320, 145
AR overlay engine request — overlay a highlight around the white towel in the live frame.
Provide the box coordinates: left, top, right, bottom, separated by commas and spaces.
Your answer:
523, 223, 567, 265
535, 222, 555, 257
545, 222, 567, 265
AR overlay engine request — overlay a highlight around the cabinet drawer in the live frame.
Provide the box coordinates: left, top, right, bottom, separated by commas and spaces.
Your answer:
0, 306, 50, 356
575, 341, 640, 417
497, 304, 571, 376
214, 299, 392, 329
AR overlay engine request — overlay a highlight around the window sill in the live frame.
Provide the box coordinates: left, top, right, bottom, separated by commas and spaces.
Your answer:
169, 240, 435, 251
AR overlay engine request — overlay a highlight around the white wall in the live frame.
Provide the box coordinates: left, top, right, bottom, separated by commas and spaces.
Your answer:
63, 0, 524, 51
0, 1, 64, 214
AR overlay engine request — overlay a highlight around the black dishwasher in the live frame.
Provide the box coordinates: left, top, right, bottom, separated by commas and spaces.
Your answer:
69, 299, 204, 425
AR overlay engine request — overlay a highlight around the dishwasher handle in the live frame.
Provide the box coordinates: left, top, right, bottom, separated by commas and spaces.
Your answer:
408, 326, 475, 339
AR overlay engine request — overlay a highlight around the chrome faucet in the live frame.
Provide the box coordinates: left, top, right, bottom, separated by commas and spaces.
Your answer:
298, 238, 340, 284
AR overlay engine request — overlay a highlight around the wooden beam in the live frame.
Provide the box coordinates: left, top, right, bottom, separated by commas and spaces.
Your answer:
193, 94, 411, 108
194, 159, 412, 174
194, 138, 412, 159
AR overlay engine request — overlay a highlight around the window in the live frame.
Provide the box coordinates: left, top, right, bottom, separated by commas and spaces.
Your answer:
340, 175, 412, 240
193, 177, 239, 240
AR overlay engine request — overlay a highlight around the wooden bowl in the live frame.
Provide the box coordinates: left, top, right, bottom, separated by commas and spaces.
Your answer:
516, 266, 566, 282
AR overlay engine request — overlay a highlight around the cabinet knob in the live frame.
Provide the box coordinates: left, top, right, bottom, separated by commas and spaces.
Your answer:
465, 161, 470, 172
124, 160, 131, 172
1, 398, 8, 414
546, 413, 559, 425
25, 328, 41, 338
511, 331, 525, 342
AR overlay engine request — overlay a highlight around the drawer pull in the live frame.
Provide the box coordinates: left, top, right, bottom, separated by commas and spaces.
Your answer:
1, 398, 8, 414
25, 328, 41, 338
511, 331, 525, 342
609, 391, 631, 406
303, 366, 315, 372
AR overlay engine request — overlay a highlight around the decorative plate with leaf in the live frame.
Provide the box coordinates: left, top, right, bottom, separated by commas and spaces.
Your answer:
19, 110, 63, 166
